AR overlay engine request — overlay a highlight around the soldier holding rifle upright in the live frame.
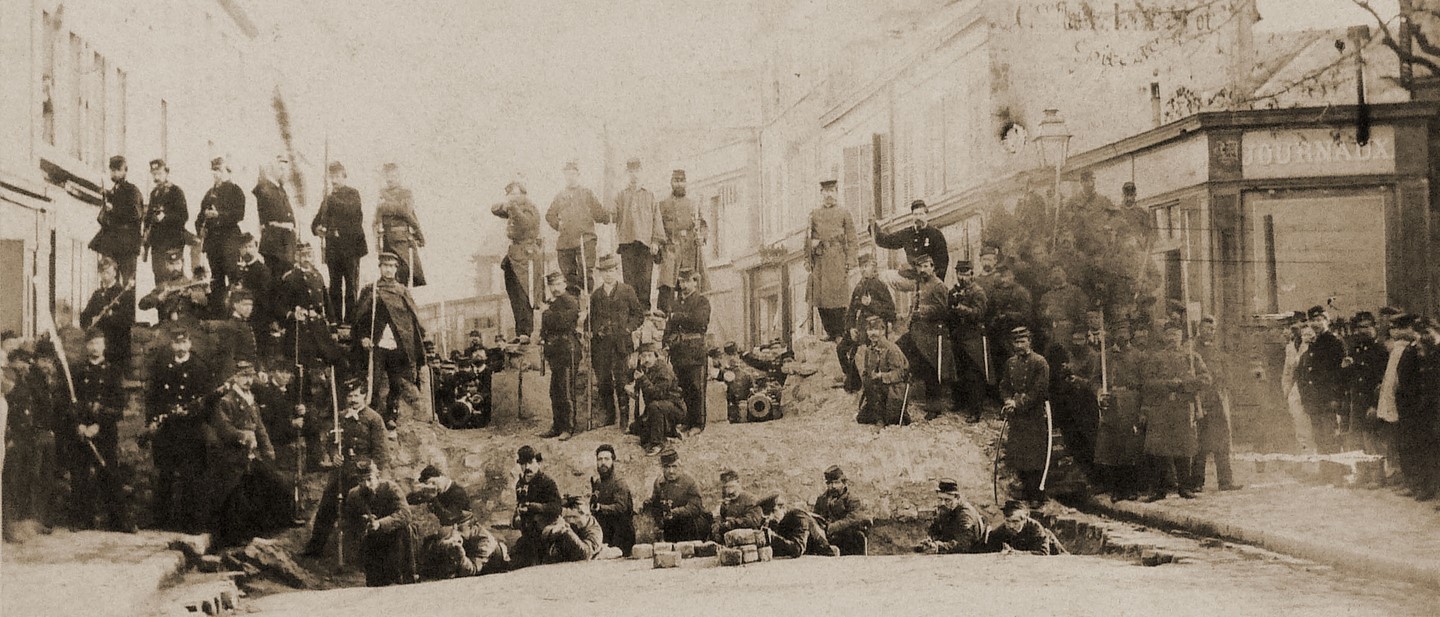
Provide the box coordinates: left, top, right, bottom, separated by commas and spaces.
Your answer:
90, 156, 144, 283
300, 377, 390, 560
197, 156, 247, 314
144, 328, 216, 533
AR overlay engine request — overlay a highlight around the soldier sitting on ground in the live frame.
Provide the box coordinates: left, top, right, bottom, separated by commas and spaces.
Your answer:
644, 447, 711, 542
343, 460, 418, 586
984, 500, 1066, 556
710, 469, 763, 543
812, 465, 871, 556
758, 494, 835, 558
915, 478, 987, 554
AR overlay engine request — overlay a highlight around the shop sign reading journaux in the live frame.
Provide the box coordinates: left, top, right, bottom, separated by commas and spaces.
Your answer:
1240, 126, 1395, 180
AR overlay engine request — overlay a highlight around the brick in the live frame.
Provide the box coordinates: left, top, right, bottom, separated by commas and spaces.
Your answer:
632, 544, 655, 559
677, 541, 697, 559
653, 551, 680, 569
758, 546, 774, 562
695, 542, 719, 557
653, 542, 675, 553
718, 547, 744, 566
742, 545, 760, 563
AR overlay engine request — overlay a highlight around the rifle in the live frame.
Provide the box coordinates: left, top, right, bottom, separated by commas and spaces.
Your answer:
328, 365, 345, 569
86, 281, 137, 327
293, 312, 306, 520
581, 249, 593, 432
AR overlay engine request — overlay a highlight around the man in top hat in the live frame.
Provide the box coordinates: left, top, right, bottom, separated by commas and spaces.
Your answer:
539, 271, 581, 440
301, 376, 391, 558
856, 315, 909, 426
839, 253, 896, 392
547, 160, 609, 296
91, 155, 144, 282
1298, 305, 1347, 454
198, 156, 247, 311
511, 445, 563, 569
1000, 326, 1052, 506
374, 162, 426, 287
139, 247, 209, 325
611, 157, 662, 309
645, 447, 711, 542
949, 259, 990, 421
255, 154, 298, 276
145, 159, 192, 281
353, 250, 427, 428
591, 254, 645, 429
492, 179, 542, 339
312, 161, 368, 321
985, 500, 1066, 555
759, 494, 834, 558
277, 243, 341, 370
872, 199, 949, 285
632, 342, 685, 455
711, 469, 763, 542
208, 360, 293, 548
665, 267, 711, 435
896, 254, 956, 417
916, 478, 987, 554
1141, 320, 1211, 502
145, 328, 218, 533
589, 444, 635, 556
80, 258, 135, 366
813, 465, 871, 556
656, 169, 706, 313
342, 459, 418, 587
806, 178, 858, 341
66, 329, 131, 531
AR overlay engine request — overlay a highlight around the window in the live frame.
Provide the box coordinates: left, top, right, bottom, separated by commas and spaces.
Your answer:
925, 101, 945, 198
872, 133, 891, 219
709, 194, 722, 259
842, 144, 874, 227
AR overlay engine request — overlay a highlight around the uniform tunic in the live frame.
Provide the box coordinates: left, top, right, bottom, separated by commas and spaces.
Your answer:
253, 178, 296, 267
376, 185, 426, 286
656, 195, 705, 289
546, 186, 608, 250
845, 277, 897, 332
764, 509, 833, 558
1141, 345, 1210, 458
1094, 346, 1146, 466
197, 181, 245, 262
647, 473, 710, 542
1001, 350, 1051, 472
492, 197, 543, 331
713, 492, 763, 539
905, 274, 956, 384
590, 472, 635, 555
91, 179, 144, 262
146, 183, 191, 257
311, 186, 368, 262
985, 518, 1067, 555
80, 283, 135, 365
872, 223, 948, 283
344, 479, 417, 587
856, 337, 908, 425
927, 501, 988, 554
813, 488, 869, 555
146, 353, 216, 531
806, 204, 857, 309
541, 292, 581, 433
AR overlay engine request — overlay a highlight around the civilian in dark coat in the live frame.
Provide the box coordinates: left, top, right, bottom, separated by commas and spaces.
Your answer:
589, 444, 635, 555
198, 158, 246, 313
91, 156, 144, 282
311, 162, 367, 321
254, 158, 298, 276
591, 255, 644, 428
145, 160, 191, 281
759, 494, 833, 558
511, 446, 563, 569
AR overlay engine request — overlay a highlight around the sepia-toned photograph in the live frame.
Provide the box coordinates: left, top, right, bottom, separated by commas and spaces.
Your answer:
3, 0, 1440, 615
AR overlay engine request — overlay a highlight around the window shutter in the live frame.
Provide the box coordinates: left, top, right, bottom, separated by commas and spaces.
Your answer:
842, 145, 862, 224
873, 133, 891, 219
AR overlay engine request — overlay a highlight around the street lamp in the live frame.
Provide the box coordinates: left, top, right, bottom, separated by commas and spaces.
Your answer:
1034, 108, 1072, 245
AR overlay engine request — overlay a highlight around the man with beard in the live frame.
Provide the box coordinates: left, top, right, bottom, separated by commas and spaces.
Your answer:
839, 254, 895, 392
255, 155, 298, 276
664, 268, 711, 435
656, 170, 706, 312
197, 157, 246, 314
300, 377, 390, 559
511, 445, 563, 568
872, 199, 948, 285
915, 478, 987, 554
343, 460, 417, 587
491, 180, 542, 339
144, 159, 191, 281
611, 157, 662, 309
80, 259, 134, 366
353, 250, 427, 428
644, 447, 710, 542
632, 342, 685, 455
589, 444, 635, 556
710, 469, 763, 542
856, 315, 909, 426
208, 361, 292, 548
812, 465, 870, 556
546, 160, 609, 296
65, 330, 131, 531
806, 178, 857, 341
590, 254, 644, 429
312, 161, 367, 322
91, 156, 144, 282
948, 260, 990, 422
759, 494, 834, 558
1000, 326, 1052, 507
539, 271, 580, 441
145, 329, 216, 533
896, 254, 954, 417
375, 163, 426, 287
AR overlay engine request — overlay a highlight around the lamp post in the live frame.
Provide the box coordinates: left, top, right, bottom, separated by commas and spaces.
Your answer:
1034, 109, 1073, 246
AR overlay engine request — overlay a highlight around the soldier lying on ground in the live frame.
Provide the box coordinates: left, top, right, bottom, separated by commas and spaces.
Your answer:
758, 494, 835, 558
422, 510, 508, 580
540, 496, 607, 564
984, 500, 1066, 556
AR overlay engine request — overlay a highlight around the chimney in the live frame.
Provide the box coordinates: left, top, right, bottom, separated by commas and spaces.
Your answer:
1231, 0, 1258, 100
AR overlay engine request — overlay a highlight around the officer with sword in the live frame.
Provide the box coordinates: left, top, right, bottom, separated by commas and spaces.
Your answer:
999, 326, 1053, 508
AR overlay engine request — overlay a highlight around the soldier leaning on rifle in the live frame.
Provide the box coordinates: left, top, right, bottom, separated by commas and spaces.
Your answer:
666, 268, 711, 436
252, 364, 306, 473
547, 160, 609, 296
856, 315, 908, 427
311, 161, 368, 322
590, 254, 644, 429
611, 157, 662, 310
813, 465, 871, 556
80, 259, 135, 366
144, 328, 217, 533
66, 329, 132, 532
915, 478, 987, 555
839, 254, 895, 393
645, 447, 711, 543
300, 377, 390, 559
710, 469, 762, 543
343, 460, 418, 587
758, 493, 834, 558
590, 444, 636, 556
511, 445, 563, 569
896, 253, 955, 417
539, 271, 580, 441
198, 156, 247, 315
655, 169, 706, 313
632, 342, 685, 455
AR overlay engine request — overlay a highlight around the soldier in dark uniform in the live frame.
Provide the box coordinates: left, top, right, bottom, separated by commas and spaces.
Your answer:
665, 268, 711, 435
711, 469, 763, 542
948, 260, 990, 421
353, 250, 427, 428
591, 254, 644, 428
79, 259, 135, 366
611, 158, 661, 309
233, 233, 276, 355
214, 288, 259, 381
1000, 326, 1051, 507
300, 377, 391, 559
839, 254, 895, 392
1345, 312, 1388, 454
1142, 321, 1210, 502
65, 330, 130, 531
871, 199, 949, 284
758, 494, 833, 558
91, 156, 144, 282
138, 248, 208, 326
492, 180, 542, 339
277, 243, 340, 370
633, 342, 685, 455
915, 478, 987, 554
547, 160, 609, 296
656, 170, 706, 312
806, 178, 858, 341
1045, 334, 1100, 485
253, 366, 305, 475
812, 465, 870, 556
208, 360, 293, 548
985, 500, 1066, 555
511, 445, 563, 569
541, 496, 605, 563
985, 265, 1035, 354
1190, 316, 1241, 492
896, 254, 954, 416
311, 161, 368, 322
538, 271, 580, 440
856, 315, 909, 426
144, 329, 217, 532
644, 447, 711, 542
1299, 306, 1347, 454
2, 345, 61, 534
375, 163, 426, 287
1037, 265, 1089, 347
589, 444, 635, 556
198, 157, 246, 315
144, 159, 192, 281
255, 155, 298, 277
343, 460, 417, 587
1095, 320, 1146, 501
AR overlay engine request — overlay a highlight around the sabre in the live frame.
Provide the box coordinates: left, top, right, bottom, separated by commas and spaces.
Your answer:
84, 437, 107, 469
898, 382, 911, 427
936, 335, 943, 383
1099, 317, 1110, 394
981, 333, 991, 383
1039, 401, 1055, 492
993, 413, 1011, 505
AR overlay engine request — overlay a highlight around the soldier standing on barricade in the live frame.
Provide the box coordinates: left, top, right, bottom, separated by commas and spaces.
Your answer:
612, 157, 662, 309
590, 255, 644, 429
353, 251, 426, 429
839, 254, 895, 393
492, 180, 542, 340
871, 199, 948, 286
144, 328, 217, 533
538, 271, 580, 440
806, 178, 857, 342
656, 170, 706, 312
948, 260, 989, 422
66, 330, 131, 532
197, 156, 247, 315
300, 377, 390, 560
547, 160, 608, 297
856, 315, 908, 426
255, 155, 298, 276
91, 156, 144, 282
312, 161, 367, 322
665, 268, 710, 436
144, 159, 192, 282
1000, 326, 1051, 507
376, 163, 426, 287
233, 234, 277, 359
80, 259, 135, 366
139, 248, 208, 326
1142, 321, 1211, 502
896, 254, 954, 417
